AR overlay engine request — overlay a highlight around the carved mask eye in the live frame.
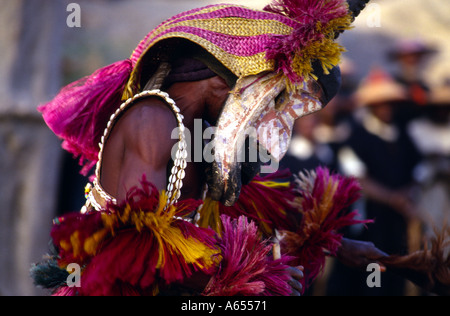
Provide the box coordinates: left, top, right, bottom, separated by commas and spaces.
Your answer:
207, 72, 324, 206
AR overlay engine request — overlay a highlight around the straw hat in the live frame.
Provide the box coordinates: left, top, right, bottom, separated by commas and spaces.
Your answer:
387, 39, 438, 61
355, 67, 408, 106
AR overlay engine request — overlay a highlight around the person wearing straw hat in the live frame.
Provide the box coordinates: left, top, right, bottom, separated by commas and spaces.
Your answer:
337, 67, 423, 295
387, 39, 438, 129
30, 0, 388, 296
388, 39, 438, 105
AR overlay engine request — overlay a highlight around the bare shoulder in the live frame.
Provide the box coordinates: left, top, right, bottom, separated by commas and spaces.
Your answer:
120, 97, 177, 132
118, 97, 178, 167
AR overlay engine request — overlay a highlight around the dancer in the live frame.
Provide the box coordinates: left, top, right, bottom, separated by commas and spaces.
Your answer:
32, 0, 378, 296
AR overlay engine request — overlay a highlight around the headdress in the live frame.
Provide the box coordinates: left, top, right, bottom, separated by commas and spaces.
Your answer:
355, 67, 407, 106
39, 0, 370, 203
387, 39, 438, 61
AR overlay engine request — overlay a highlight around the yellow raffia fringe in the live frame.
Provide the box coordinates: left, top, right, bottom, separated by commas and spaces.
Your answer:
291, 38, 342, 82
197, 179, 292, 237
197, 196, 223, 236
71, 191, 220, 271
316, 174, 339, 225
290, 13, 353, 84
252, 180, 290, 188
84, 229, 109, 256
252, 180, 291, 235
70, 231, 82, 259
302, 172, 339, 234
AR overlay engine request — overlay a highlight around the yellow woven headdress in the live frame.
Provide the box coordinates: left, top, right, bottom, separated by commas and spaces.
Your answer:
123, 1, 356, 99
39, 0, 369, 176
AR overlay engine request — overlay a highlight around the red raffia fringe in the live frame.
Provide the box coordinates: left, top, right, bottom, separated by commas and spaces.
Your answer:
218, 169, 300, 236
203, 215, 292, 296
51, 176, 218, 296
200, 167, 369, 293
50, 167, 369, 295
279, 167, 371, 288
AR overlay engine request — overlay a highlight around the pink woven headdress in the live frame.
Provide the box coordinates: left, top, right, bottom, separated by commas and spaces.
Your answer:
39, 60, 133, 175
39, 0, 362, 175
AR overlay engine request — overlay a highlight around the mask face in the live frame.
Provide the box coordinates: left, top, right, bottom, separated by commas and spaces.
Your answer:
208, 72, 325, 206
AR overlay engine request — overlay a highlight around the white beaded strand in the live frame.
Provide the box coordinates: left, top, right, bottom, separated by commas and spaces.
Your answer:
85, 89, 188, 212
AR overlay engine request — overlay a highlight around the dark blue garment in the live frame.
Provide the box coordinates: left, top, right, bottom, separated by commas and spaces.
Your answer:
327, 117, 422, 296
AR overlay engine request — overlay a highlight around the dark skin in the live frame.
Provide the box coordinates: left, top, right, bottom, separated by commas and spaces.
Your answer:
100, 75, 386, 295
100, 77, 229, 200
338, 238, 387, 272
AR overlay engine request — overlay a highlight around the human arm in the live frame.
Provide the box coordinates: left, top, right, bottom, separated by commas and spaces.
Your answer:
100, 98, 177, 202
338, 146, 421, 221
336, 237, 388, 271
359, 177, 421, 221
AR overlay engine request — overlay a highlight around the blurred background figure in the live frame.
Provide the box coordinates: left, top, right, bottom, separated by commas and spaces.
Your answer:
313, 58, 359, 170
388, 39, 438, 105
328, 67, 423, 296
387, 39, 438, 127
408, 81, 450, 241
280, 115, 335, 177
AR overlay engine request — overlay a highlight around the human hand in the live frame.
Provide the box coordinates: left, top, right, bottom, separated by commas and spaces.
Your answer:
287, 266, 304, 296
337, 238, 388, 271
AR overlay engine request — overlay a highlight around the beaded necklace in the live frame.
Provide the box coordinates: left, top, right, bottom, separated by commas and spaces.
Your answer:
83, 89, 187, 213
